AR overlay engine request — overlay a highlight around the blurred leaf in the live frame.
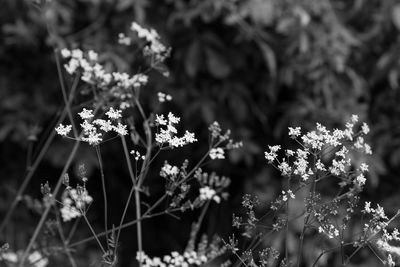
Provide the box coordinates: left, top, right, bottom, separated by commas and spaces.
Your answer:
205, 47, 231, 78
185, 41, 201, 77
392, 4, 400, 30
256, 40, 276, 78
246, 0, 274, 26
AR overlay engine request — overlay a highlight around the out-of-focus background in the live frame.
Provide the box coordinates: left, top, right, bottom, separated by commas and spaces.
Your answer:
1, 0, 400, 266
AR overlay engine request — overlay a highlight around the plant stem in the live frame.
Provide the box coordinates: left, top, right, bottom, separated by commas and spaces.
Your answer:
95, 145, 109, 250
18, 140, 81, 267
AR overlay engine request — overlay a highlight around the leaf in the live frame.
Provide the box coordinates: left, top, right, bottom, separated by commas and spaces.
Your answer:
256, 40, 276, 78
246, 0, 274, 26
392, 4, 400, 30
205, 48, 231, 78
185, 41, 201, 77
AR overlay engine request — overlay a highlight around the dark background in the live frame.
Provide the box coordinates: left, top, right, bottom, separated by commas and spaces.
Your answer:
1, 0, 400, 266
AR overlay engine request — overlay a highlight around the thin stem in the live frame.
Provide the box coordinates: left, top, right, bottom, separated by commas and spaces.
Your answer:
115, 185, 135, 246
81, 213, 107, 255
70, 202, 172, 248
54, 207, 78, 267
134, 186, 143, 267
120, 135, 143, 267
18, 140, 81, 267
95, 145, 109, 250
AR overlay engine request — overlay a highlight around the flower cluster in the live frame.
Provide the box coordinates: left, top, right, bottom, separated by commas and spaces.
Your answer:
209, 147, 225, 160
130, 150, 145, 161
0, 250, 48, 267
137, 250, 208, 267
264, 115, 372, 183
195, 169, 230, 204
208, 121, 243, 149
130, 22, 170, 61
61, 48, 148, 109
199, 186, 220, 203
155, 113, 197, 148
137, 234, 226, 267
55, 107, 128, 145
60, 187, 93, 222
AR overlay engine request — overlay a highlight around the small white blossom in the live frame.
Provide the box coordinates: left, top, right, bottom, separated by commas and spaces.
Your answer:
288, 127, 301, 138
113, 123, 128, 136
106, 107, 122, 120
355, 173, 366, 186
55, 124, 72, 137
78, 108, 94, 120
200, 186, 220, 203
361, 122, 370, 135
359, 163, 369, 172
209, 148, 225, 160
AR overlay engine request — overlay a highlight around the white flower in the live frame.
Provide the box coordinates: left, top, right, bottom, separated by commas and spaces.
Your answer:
361, 122, 370, 135
364, 202, 372, 213
160, 162, 179, 178
359, 163, 369, 172
209, 148, 225, 160
78, 108, 94, 120
278, 160, 291, 176
351, 114, 359, 123
199, 186, 220, 203
60, 48, 71, 58
364, 144, 372, 155
265, 145, 281, 162
355, 173, 366, 186
316, 159, 326, 171
0, 251, 18, 263
55, 124, 72, 137
93, 119, 113, 132
28, 251, 48, 267
155, 114, 167, 125
288, 127, 301, 138
106, 107, 122, 120
113, 123, 128, 136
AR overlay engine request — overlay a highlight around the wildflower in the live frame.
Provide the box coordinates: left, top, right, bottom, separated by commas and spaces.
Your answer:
361, 122, 370, 135
28, 251, 49, 267
209, 121, 222, 138
199, 186, 220, 203
160, 162, 179, 178
113, 123, 128, 136
364, 202, 372, 213
316, 159, 326, 171
60, 48, 71, 58
364, 144, 372, 155
78, 108, 94, 120
359, 163, 369, 172
209, 148, 225, 160
105, 107, 122, 120
55, 124, 72, 137
155, 113, 197, 148
288, 127, 301, 138
265, 145, 281, 162
278, 160, 291, 176
355, 173, 366, 186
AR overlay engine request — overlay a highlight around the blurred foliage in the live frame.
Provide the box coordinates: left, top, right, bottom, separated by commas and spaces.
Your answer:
2, 0, 400, 266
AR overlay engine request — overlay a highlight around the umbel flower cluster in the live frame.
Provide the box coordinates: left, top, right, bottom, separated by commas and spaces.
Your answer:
228, 115, 400, 267
55, 107, 128, 145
